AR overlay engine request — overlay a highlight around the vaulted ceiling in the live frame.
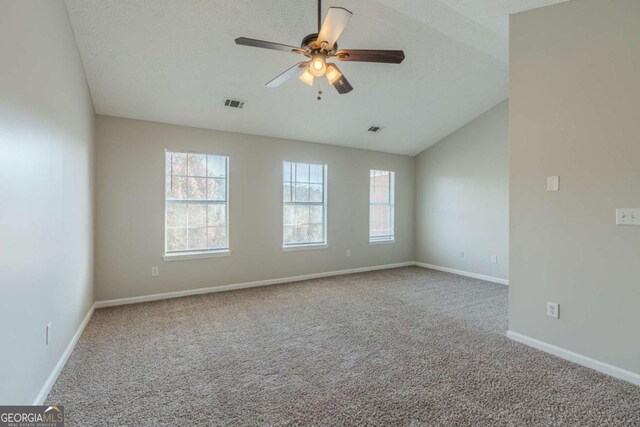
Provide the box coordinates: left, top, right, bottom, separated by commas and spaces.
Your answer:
65, 0, 566, 155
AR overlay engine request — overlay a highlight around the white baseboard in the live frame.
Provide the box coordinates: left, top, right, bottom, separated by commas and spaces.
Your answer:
33, 303, 96, 405
95, 262, 415, 308
414, 262, 509, 285
506, 330, 640, 386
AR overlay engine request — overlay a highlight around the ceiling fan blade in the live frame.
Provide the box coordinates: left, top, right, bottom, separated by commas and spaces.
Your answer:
335, 49, 405, 64
235, 37, 298, 53
331, 67, 353, 94
266, 62, 309, 88
317, 7, 353, 50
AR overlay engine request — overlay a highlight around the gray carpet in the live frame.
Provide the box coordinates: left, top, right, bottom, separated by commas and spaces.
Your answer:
47, 267, 640, 426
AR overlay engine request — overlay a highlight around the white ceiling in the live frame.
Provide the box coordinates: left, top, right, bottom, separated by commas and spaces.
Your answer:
65, 0, 565, 155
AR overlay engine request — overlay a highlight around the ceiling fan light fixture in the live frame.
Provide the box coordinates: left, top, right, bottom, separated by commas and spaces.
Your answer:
325, 63, 342, 85
235, 2, 403, 96
309, 54, 327, 77
299, 68, 315, 86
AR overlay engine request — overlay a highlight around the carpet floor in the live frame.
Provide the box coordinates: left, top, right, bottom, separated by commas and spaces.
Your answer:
47, 267, 639, 426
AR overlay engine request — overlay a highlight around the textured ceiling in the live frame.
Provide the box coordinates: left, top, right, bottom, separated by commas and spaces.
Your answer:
65, 0, 566, 155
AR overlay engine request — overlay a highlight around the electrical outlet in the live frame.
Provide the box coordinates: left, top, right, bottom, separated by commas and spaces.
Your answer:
45, 322, 51, 345
346, 249, 351, 257
546, 302, 559, 318
491, 255, 498, 264
460, 251, 465, 258
616, 208, 640, 225
151, 266, 159, 277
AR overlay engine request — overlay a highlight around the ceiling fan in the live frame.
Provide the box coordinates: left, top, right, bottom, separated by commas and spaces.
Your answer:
235, 0, 405, 95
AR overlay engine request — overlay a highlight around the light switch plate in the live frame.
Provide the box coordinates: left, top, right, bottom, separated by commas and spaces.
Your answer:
547, 176, 560, 192
616, 208, 640, 225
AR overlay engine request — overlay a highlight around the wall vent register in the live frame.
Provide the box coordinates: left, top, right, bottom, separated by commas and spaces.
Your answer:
223, 98, 246, 109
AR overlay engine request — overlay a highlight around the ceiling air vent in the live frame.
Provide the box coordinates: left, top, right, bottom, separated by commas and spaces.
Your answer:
368, 126, 383, 133
223, 98, 246, 109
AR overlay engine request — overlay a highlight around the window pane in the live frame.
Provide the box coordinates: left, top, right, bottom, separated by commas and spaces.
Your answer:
283, 161, 326, 246
169, 152, 187, 176
378, 171, 390, 187
207, 204, 226, 227
371, 184, 389, 203
294, 225, 310, 243
207, 178, 226, 201
283, 162, 292, 182
188, 153, 207, 177
294, 205, 310, 225
188, 227, 207, 250
372, 188, 389, 203
310, 164, 323, 184
166, 176, 187, 200
207, 226, 226, 249
295, 163, 310, 183
283, 225, 295, 245
369, 170, 394, 240
294, 183, 310, 202
207, 155, 226, 178
310, 205, 323, 224
166, 202, 188, 227
187, 203, 207, 228
166, 228, 187, 252
165, 151, 229, 254
308, 224, 323, 242
283, 204, 295, 225
283, 183, 293, 202
370, 205, 390, 237
309, 184, 323, 202
188, 177, 207, 200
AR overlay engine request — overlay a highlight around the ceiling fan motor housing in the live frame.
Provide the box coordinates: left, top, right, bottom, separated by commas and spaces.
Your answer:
301, 33, 337, 53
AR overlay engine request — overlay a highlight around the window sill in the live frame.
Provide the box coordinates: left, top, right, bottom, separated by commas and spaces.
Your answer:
369, 239, 396, 246
163, 250, 231, 261
282, 244, 328, 252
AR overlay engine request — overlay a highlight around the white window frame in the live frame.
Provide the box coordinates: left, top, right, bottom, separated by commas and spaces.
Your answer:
369, 169, 395, 244
163, 150, 230, 261
282, 161, 328, 251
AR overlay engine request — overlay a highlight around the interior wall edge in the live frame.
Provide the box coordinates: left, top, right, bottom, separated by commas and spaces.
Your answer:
414, 101, 509, 282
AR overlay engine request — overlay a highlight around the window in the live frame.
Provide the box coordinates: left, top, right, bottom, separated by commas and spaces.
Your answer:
164, 151, 229, 258
283, 161, 327, 248
369, 169, 395, 242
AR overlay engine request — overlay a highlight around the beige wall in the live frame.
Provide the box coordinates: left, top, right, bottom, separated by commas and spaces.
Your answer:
415, 101, 509, 281
94, 116, 415, 301
0, 1, 95, 404
510, 0, 640, 374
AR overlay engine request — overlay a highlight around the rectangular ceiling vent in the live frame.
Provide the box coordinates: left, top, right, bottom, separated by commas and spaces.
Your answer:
368, 126, 383, 133
223, 98, 246, 109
